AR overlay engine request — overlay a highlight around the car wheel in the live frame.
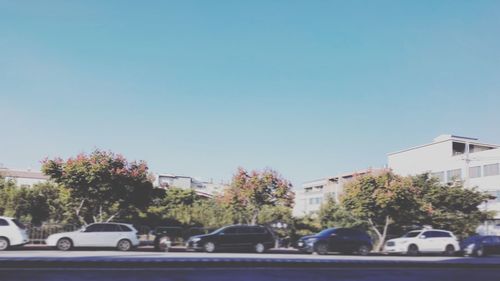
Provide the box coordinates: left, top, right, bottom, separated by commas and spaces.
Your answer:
444, 244, 455, 256
475, 247, 485, 257
255, 243, 265, 253
314, 243, 329, 255
56, 238, 72, 251
407, 244, 419, 256
357, 245, 370, 256
158, 236, 171, 252
204, 242, 216, 253
0, 237, 9, 251
117, 239, 132, 251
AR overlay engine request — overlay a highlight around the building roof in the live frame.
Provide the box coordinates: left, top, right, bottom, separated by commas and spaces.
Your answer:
0, 169, 49, 180
388, 135, 500, 156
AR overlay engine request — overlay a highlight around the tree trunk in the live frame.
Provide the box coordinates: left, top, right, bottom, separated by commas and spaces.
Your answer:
368, 216, 392, 252
75, 199, 87, 226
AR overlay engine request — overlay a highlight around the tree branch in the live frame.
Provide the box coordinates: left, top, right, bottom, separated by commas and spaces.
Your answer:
106, 210, 121, 222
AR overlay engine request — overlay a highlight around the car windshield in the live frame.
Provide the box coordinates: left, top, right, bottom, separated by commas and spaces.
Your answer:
316, 228, 336, 237
402, 231, 421, 238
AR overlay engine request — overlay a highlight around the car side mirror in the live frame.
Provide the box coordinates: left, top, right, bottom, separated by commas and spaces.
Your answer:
219, 232, 225, 236
419, 235, 426, 239
330, 233, 337, 237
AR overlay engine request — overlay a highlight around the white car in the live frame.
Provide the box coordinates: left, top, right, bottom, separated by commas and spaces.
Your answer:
46, 222, 140, 251
0, 216, 29, 251
383, 229, 459, 256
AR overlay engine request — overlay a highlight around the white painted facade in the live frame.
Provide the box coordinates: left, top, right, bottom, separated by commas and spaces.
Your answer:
388, 135, 500, 220
0, 168, 49, 187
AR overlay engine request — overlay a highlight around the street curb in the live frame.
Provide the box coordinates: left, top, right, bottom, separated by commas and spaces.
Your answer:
0, 258, 499, 269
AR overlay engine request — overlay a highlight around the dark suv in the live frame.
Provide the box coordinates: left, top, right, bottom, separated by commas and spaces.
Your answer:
295, 227, 372, 255
186, 225, 275, 253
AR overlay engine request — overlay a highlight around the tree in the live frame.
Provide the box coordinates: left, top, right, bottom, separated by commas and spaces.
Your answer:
41, 150, 156, 225
341, 171, 422, 251
413, 173, 494, 238
318, 195, 366, 229
222, 168, 294, 225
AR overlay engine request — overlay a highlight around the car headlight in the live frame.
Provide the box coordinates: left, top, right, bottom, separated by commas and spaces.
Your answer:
192, 237, 201, 242
466, 243, 475, 250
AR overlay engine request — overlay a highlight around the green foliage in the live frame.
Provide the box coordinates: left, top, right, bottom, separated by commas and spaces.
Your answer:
42, 150, 158, 224
412, 173, 493, 238
222, 168, 295, 224
0, 178, 69, 226
318, 195, 367, 229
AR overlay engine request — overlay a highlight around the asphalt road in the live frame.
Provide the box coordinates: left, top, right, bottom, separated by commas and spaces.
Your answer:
1, 267, 499, 281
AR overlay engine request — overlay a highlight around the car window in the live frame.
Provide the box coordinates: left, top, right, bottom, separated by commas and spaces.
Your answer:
85, 224, 105, 232
403, 231, 421, 238
12, 219, 26, 229
0, 219, 9, 226
317, 228, 336, 237
222, 227, 238, 234
101, 224, 122, 232
119, 225, 133, 232
253, 227, 266, 234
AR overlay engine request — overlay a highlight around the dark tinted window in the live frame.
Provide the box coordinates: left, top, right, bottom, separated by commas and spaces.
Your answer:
317, 228, 336, 237
403, 231, 421, 238
252, 227, 267, 234
12, 219, 26, 229
119, 225, 133, 232
424, 231, 451, 238
0, 219, 9, 226
85, 224, 105, 232
102, 224, 122, 232
223, 227, 238, 234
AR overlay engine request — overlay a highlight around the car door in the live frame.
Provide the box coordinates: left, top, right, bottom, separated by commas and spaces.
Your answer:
417, 231, 435, 252
78, 224, 104, 247
420, 231, 442, 252
100, 224, 121, 247
218, 226, 239, 248
327, 229, 343, 252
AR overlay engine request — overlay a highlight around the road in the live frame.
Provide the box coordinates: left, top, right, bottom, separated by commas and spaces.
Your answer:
1, 267, 499, 281
1, 247, 499, 281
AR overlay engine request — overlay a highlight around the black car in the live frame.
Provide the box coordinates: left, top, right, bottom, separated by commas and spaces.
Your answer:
295, 227, 372, 255
461, 235, 500, 257
186, 225, 275, 253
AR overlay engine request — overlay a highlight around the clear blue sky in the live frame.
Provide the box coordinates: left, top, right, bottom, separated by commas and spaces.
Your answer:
1, 0, 500, 186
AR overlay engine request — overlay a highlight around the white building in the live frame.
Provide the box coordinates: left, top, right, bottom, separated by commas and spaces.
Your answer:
154, 173, 228, 197
388, 134, 500, 223
293, 168, 385, 217
0, 168, 49, 187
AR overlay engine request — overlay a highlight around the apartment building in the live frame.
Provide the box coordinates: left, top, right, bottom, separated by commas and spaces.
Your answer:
0, 168, 49, 187
154, 173, 228, 197
388, 134, 500, 221
293, 168, 384, 217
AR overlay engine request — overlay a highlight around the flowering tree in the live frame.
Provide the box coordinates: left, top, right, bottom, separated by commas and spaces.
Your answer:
222, 168, 294, 225
42, 150, 155, 225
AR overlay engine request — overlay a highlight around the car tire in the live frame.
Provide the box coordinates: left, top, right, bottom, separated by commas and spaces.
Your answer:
56, 238, 73, 251
475, 247, 485, 257
314, 243, 329, 255
0, 237, 10, 251
444, 244, 455, 256
117, 239, 132, 251
204, 241, 216, 253
255, 243, 265, 253
407, 244, 419, 256
357, 245, 370, 256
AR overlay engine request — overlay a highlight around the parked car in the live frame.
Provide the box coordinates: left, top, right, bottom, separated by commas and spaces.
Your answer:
186, 224, 275, 253
461, 235, 500, 257
45, 222, 140, 251
0, 216, 29, 251
383, 229, 459, 256
295, 228, 372, 255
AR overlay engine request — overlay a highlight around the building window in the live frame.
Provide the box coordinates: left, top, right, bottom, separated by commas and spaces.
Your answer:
304, 187, 312, 193
469, 166, 482, 178
484, 164, 500, 177
469, 144, 494, 153
431, 171, 445, 182
452, 142, 466, 156
447, 169, 462, 182
308, 197, 323, 205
